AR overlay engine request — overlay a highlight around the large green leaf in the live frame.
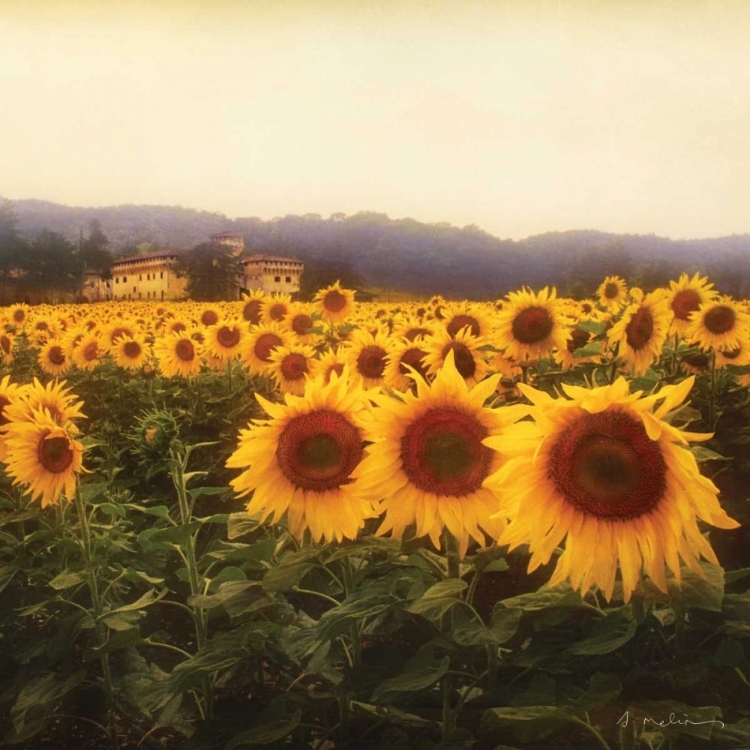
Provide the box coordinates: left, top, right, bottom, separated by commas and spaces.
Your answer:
48, 570, 86, 591
407, 579, 467, 621
225, 708, 302, 748
372, 650, 450, 701
11, 670, 86, 734
568, 615, 637, 656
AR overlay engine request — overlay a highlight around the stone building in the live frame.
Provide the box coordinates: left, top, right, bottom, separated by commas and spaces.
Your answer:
211, 232, 245, 255
241, 254, 304, 295
109, 249, 187, 302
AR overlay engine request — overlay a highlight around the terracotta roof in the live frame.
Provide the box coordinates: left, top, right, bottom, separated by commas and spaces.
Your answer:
242, 254, 303, 264
114, 249, 183, 264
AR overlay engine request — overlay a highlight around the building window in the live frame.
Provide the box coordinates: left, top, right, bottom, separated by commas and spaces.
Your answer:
139, 274, 142, 281
123, 276, 127, 282
139, 292, 142, 299
274, 276, 281, 282
285, 276, 291, 283
133, 286, 136, 293
160, 271, 164, 279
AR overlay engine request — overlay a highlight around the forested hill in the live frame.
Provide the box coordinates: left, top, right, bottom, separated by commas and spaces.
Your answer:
9, 199, 750, 299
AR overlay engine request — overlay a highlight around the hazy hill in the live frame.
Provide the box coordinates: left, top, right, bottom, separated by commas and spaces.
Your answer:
7, 199, 750, 299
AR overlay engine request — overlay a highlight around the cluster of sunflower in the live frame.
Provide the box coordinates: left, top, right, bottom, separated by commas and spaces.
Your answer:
224, 275, 745, 606
0, 377, 85, 507
0, 273, 745, 605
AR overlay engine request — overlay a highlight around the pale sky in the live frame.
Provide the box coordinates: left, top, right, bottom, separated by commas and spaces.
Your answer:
2, 0, 750, 240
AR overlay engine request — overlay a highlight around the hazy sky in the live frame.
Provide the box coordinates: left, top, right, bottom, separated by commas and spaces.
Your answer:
2, 0, 750, 240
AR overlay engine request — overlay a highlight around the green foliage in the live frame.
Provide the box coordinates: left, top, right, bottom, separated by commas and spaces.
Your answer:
176, 241, 244, 301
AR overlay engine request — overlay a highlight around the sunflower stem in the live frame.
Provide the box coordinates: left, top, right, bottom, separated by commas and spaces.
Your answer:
341, 560, 362, 667
709, 348, 718, 431
169, 449, 213, 718
441, 530, 460, 741
74, 484, 119, 750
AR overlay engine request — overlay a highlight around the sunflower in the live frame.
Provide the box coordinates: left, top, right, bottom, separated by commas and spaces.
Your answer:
484, 376, 739, 603
205, 320, 245, 362
240, 322, 290, 375
0, 376, 22, 461
226, 369, 374, 543
28, 316, 59, 346
240, 290, 267, 326
308, 348, 347, 385
8, 304, 29, 330
102, 321, 138, 352
423, 327, 489, 387
607, 288, 670, 376
715, 340, 750, 370
3, 409, 84, 507
70, 333, 103, 371
596, 275, 628, 311
314, 281, 356, 324
5, 378, 86, 427
197, 305, 222, 328
383, 339, 430, 392
443, 303, 492, 340
113, 335, 149, 371
392, 316, 435, 343
284, 303, 320, 344
553, 327, 603, 371
494, 287, 569, 362
154, 331, 203, 378
0, 331, 15, 365
268, 344, 317, 395
38, 340, 71, 377
262, 293, 293, 324
353, 350, 528, 557
685, 297, 750, 353
344, 329, 393, 390
666, 272, 717, 336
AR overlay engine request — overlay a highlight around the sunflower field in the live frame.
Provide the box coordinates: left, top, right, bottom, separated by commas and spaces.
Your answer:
1, 275, 750, 750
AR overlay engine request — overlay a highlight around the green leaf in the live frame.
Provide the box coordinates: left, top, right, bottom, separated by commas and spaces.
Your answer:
141, 505, 173, 519
227, 511, 260, 540
189, 581, 257, 610
49, 570, 86, 591
489, 606, 523, 643
577, 320, 607, 335
573, 343, 604, 358
98, 502, 126, 518
225, 709, 302, 748
101, 588, 167, 621
725, 568, 750, 585
479, 706, 567, 743
407, 579, 467, 620
568, 617, 637, 656
11, 670, 86, 734
262, 562, 314, 593
688, 445, 731, 463
372, 651, 450, 701
570, 673, 622, 711
188, 486, 229, 501
498, 583, 585, 611
138, 522, 201, 550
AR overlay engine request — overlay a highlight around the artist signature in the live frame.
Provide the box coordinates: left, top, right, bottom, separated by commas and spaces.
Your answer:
617, 711, 724, 730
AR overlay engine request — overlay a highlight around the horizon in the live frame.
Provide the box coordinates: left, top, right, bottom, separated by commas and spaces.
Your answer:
3, 1, 750, 241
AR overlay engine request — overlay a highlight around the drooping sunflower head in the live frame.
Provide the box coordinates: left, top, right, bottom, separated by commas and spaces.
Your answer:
485, 376, 739, 603
3, 409, 85, 507
314, 281, 356, 324
494, 287, 569, 362
6, 378, 86, 428
596, 275, 628, 311
0, 332, 15, 364
226, 370, 373, 543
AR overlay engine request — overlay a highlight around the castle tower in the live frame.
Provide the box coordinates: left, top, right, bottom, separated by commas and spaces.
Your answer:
210, 232, 245, 256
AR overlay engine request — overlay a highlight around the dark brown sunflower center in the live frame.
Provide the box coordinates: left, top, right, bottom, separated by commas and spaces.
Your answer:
671, 289, 700, 320
83, 342, 99, 361
581, 303, 593, 314
704, 305, 736, 335
13, 310, 25, 323
434, 305, 446, 320
604, 282, 619, 299
38, 435, 74, 474
254, 333, 282, 361
269, 303, 287, 321
217, 326, 241, 349
566, 329, 590, 354
441, 342, 476, 380
281, 353, 308, 381
548, 410, 666, 521
123, 341, 141, 359
323, 290, 347, 313
400, 408, 491, 497
625, 307, 654, 350
512, 306, 553, 345
683, 352, 709, 369
276, 410, 363, 492
48, 346, 65, 365
175, 339, 196, 362
292, 314, 313, 335
243, 299, 262, 324
201, 310, 219, 326
0, 335, 11, 355
447, 314, 480, 338
357, 345, 386, 380
171, 322, 187, 334
398, 348, 428, 379
36, 322, 49, 331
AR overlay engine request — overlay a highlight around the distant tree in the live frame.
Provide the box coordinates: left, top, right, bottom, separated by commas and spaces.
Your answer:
298, 258, 365, 301
23, 231, 82, 293
81, 219, 114, 277
0, 199, 28, 283
176, 242, 244, 301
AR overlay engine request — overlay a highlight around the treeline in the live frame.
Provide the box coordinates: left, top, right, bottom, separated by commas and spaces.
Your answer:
8, 198, 750, 300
